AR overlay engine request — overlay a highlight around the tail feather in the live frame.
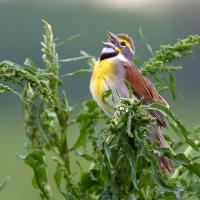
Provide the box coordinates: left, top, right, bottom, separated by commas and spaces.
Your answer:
151, 125, 174, 173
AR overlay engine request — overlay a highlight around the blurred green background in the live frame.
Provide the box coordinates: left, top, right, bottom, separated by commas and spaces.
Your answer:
0, 0, 200, 199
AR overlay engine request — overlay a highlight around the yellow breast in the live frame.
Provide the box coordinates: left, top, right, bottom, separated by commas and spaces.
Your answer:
90, 59, 115, 100
90, 57, 129, 116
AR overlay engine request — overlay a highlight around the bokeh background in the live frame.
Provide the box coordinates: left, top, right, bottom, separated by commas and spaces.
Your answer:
0, 0, 200, 199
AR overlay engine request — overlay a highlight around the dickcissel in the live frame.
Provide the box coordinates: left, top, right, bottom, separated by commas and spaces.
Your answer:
90, 32, 174, 173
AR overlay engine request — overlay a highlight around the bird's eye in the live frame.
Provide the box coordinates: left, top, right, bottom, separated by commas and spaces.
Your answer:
120, 41, 126, 46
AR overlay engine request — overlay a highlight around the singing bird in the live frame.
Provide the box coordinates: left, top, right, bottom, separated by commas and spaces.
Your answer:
90, 32, 174, 173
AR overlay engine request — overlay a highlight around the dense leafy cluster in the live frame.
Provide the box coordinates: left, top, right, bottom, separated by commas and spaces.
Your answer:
0, 60, 53, 103
0, 21, 200, 199
141, 35, 200, 99
76, 99, 200, 200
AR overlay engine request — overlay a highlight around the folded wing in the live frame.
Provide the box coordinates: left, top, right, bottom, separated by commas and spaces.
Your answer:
124, 63, 168, 127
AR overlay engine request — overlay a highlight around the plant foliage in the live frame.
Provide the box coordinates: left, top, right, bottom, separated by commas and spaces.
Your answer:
0, 20, 200, 200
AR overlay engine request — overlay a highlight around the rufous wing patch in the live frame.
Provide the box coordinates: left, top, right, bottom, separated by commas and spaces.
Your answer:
123, 63, 168, 127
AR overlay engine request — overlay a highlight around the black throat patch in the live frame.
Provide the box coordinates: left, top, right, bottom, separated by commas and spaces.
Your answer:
99, 52, 117, 61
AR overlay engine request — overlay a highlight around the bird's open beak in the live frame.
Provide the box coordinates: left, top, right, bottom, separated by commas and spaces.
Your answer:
101, 42, 116, 55
107, 31, 120, 46
102, 42, 116, 49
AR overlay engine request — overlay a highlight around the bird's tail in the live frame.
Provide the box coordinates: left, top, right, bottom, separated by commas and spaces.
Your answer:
151, 125, 174, 173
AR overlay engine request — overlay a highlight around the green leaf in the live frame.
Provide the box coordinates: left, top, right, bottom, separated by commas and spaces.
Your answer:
18, 150, 53, 199
184, 162, 200, 177
0, 60, 21, 68
192, 125, 200, 134
72, 100, 102, 150
124, 144, 138, 190
157, 193, 177, 200
56, 33, 81, 46
141, 35, 200, 97
158, 148, 191, 165
147, 103, 198, 151
79, 170, 99, 193
0, 176, 10, 192
72, 129, 90, 150
59, 55, 93, 63
124, 80, 133, 99
103, 142, 112, 170
147, 153, 176, 193
102, 89, 112, 104
75, 150, 93, 161
139, 27, 154, 57
54, 165, 62, 188
174, 153, 191, 164
24, 58, 36, 69
99, 189, 112, 200
62, 69, 91, 77
138, 170, 155, 200
168, 73, 176, 99
126, 111, 133, 137
186, 181, 200, 197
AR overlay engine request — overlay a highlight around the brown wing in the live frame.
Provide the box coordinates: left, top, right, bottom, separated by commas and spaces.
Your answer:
124, 63, 168, 127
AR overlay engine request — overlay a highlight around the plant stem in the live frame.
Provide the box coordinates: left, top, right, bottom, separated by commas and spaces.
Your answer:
60, 128, 70, 173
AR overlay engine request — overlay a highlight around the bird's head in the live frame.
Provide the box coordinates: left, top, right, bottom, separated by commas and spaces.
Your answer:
99, 32, 135, 62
